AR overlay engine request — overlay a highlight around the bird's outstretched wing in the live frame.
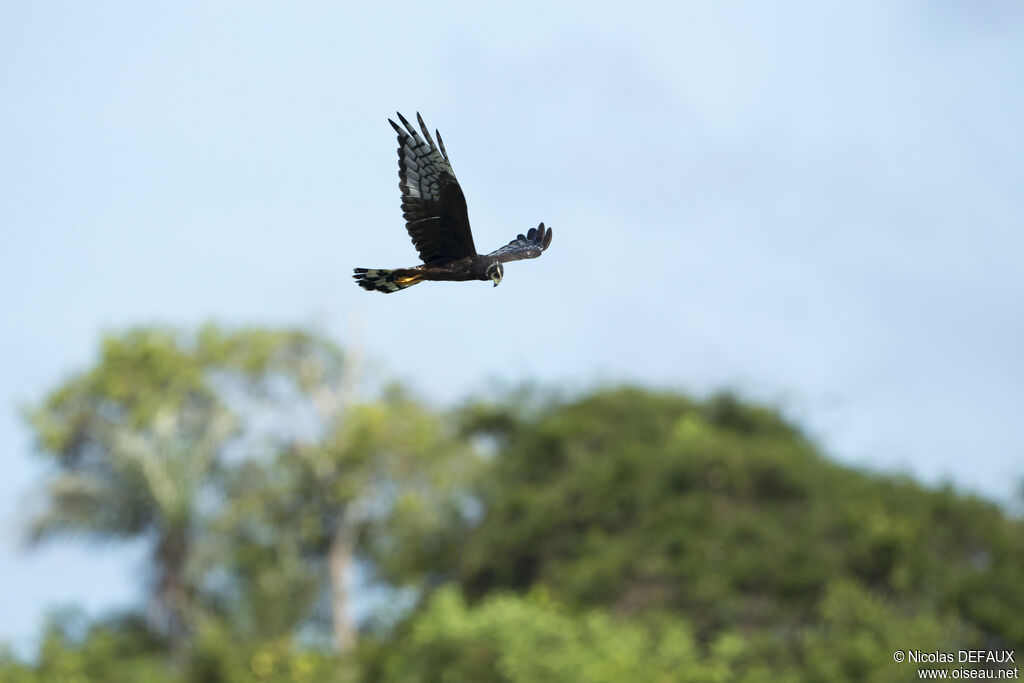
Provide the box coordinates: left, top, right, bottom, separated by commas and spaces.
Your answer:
389, 112, 477, 265
488, 223, 553, 263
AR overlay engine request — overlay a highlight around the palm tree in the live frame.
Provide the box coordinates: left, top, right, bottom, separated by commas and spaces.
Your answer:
26, 325, 350, 652
27, 330, 236, 652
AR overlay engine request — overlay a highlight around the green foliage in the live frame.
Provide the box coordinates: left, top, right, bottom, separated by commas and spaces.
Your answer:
185, 622, 346, 683
361, 581, 974, 683
11, 333, 1024, 682
449, 388, 1023, 646
359, 587, 731, 683
0, 613, 348, 683
796, 580, 972, 683
0, 612, 175, 683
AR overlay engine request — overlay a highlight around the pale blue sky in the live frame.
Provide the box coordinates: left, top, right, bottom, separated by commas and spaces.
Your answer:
2, 0, 1022, 655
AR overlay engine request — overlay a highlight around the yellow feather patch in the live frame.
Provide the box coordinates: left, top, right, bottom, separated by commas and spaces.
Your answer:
395, 274, 422, 285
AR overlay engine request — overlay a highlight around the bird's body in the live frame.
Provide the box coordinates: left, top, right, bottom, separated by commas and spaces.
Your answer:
354, 112, 552, 293
354, 257, 490, 294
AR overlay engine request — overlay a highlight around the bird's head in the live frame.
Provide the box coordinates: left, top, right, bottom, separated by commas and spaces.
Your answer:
486, 261, 504, 287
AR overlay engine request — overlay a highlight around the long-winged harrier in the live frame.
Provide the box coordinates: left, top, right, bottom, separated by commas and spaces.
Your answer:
353, 112, 552, 293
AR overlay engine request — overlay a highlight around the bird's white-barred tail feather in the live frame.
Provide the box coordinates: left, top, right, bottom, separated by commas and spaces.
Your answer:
352, 268, 423, 293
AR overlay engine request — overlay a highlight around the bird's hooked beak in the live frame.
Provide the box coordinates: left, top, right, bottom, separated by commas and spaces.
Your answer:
488, 262, 503, 287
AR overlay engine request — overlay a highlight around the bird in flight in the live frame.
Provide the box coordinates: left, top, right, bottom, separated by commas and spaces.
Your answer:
354, 112, 552, 293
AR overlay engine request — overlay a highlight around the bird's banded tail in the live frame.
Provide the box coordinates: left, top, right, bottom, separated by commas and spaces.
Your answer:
352, 268, 423, 293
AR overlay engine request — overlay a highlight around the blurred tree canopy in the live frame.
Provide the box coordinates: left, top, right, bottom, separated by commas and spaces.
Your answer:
6, 326, 1022, 682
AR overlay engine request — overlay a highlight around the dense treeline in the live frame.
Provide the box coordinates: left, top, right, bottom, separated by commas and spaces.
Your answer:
3, 326, 1020, 682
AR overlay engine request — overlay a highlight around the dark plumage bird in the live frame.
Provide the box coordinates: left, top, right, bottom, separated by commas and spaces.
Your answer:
353, 112, 553, 293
